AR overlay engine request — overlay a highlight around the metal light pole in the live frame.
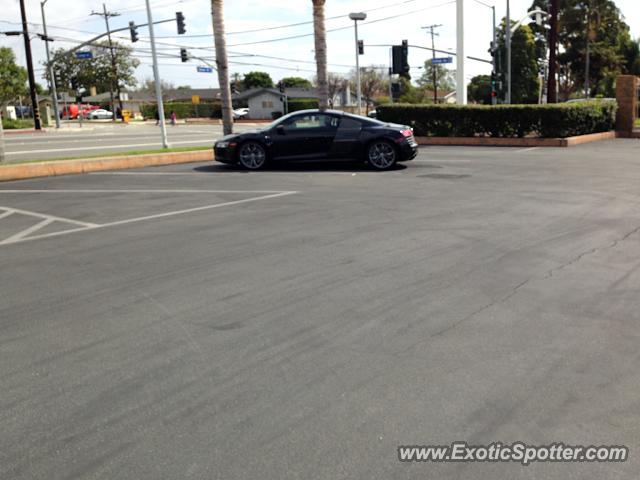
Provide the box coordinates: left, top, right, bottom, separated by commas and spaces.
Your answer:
145, 0, 169, 148
349, 12, 366, 115
19, 0, 42, 130
41, 0, 60, 128
506, 0, 511, 104
455, 0, 466, 104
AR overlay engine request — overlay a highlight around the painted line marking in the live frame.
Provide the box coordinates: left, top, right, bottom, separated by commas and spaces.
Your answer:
0, 191, 298, 246
5, 139, 213, 156
516, 147, 540, 153
0, 189, 289, 194
1, 218, 55, 244
1, 206, 99, 228
0, 209, 14, 220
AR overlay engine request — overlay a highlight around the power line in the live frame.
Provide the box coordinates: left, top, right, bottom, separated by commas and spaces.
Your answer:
152, 0, 425, 38
225, 0, 456, 47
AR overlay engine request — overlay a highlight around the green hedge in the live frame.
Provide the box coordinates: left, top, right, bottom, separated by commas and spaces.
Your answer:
140, 102, 221, 119
376, 101, 617, 138
2, 118, 35, 130
288, 99, 318, 113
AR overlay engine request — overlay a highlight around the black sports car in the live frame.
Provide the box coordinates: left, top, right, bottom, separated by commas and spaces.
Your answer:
214, 109, 418, 170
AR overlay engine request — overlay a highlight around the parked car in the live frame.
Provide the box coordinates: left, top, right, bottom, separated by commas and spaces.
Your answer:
87, 109, 114, 120
233, 107, 250, 120
214, 109, 418, 171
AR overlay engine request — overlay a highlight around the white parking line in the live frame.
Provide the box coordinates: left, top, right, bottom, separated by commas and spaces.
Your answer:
5, 139, 213, 156
1, 218, 54, 244
0, 189, 289, 194
0, 191, 298, 246
516, 147, 540, 153
0, 209, 14, 220
4, 206, 99, 227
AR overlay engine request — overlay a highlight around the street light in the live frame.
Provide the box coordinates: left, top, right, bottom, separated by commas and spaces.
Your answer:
41, 0, 60, 128
349, 12, 366, 115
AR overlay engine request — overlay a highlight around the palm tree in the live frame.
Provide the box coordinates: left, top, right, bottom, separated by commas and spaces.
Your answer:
312, 0, 329, 111
211, 0, 233, 134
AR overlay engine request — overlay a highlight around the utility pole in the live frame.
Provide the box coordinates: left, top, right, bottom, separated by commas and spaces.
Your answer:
422, 24, 442, 104
145, 0, 168, 148
41, 0, 60, 128
491, 5, 497, 105
506, 0, 511, 104
547, 0, 559, 103
19, 0, 42, 130
456, 0, 466, 104
584, 0, 593, 98
92, 4, 122, 121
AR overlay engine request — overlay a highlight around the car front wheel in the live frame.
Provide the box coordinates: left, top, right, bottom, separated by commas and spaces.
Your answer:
367, 140, 397, 170
238, 141, 267, 170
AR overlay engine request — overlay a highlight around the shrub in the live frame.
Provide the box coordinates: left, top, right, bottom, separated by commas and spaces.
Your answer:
287, 99, 318, 113
376, 101, 617, 138
2, 118, 35, 130
140, 102, 221, 119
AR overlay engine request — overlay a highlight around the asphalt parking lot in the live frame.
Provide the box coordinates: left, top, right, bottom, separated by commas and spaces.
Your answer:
1, 140, 640, 479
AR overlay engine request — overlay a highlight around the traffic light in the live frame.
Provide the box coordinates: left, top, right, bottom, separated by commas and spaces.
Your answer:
392, 40, 410, 78
391, 82, 402, 100
180, 48, 188, 63
490, 71, 498, 98
176, 11, 186, 35
358, 40, 364, 55
53, 69, 63, 88
129, 21, 139, 43
277, 81, 285, 93
70, 77, 79, 91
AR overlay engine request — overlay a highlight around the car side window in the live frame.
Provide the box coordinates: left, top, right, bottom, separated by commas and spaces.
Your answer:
283, 114, 338, 130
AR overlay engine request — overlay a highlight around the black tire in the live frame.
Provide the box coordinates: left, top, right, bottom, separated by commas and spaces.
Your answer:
237, 141, 267, 170
366, 140, 397, 170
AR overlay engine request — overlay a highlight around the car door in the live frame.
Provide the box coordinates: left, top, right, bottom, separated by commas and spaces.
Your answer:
328, 116, 363, 159
271, 113, 339, 161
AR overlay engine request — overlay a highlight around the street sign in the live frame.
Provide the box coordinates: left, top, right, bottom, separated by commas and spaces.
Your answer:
197, 66, 213, 73
76, 51, 93, 59
432, 57, 453, 65
191, 95, 200, 104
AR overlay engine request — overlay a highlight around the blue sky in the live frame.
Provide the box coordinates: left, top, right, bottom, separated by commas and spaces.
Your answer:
1, 0, 639, 91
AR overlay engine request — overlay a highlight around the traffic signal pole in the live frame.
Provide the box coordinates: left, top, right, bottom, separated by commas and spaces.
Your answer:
19, 0, 42, 130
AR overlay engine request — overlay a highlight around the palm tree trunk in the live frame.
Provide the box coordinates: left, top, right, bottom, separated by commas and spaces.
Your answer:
211, 0, 233, 134
312, 0, 329, 111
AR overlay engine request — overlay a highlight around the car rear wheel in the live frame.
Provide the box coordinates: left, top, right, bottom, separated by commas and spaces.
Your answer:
367, 140, 397, 170
238, 141, 267, 170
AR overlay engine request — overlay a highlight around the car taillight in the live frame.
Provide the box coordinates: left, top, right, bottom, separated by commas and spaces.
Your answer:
401, 128, 413, 137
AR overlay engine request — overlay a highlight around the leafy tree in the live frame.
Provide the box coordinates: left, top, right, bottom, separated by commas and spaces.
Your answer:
139, 78, 174, 92
468, 75, 492, 104
350, 66, 388, 111
528, 0, 638, 98
496, 22, 540, 103
242, 71, 274, 89
45, 41, 139, 94
417, 62, 455, 93
0, 47, 28, 106
279, 76, 312, 88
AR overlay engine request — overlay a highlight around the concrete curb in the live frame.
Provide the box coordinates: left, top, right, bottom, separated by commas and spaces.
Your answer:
0, 150, 213, 182
416, 131, 616, 147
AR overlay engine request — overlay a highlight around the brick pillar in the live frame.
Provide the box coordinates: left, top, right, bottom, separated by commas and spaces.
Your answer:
616, 75, 638, 138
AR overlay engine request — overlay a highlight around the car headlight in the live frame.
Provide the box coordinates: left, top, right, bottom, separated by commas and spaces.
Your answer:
216, 141, 229, 148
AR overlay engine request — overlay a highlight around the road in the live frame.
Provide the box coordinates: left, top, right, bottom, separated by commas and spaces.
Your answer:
1, 141, 640, 479
3, 123, 258, 162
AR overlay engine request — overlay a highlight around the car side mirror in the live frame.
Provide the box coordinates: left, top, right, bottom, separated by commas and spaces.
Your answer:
276, 125, 285, 135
